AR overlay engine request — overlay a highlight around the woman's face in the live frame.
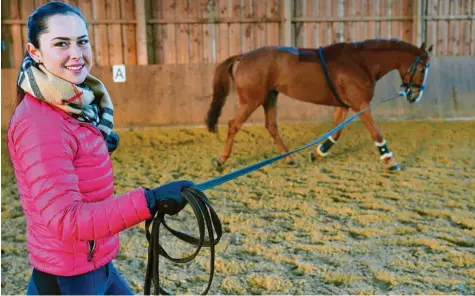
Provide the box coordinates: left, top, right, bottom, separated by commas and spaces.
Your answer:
28, 14, 92, 84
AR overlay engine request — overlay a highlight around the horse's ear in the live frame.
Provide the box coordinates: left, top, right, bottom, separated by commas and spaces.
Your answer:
426, 44, 434, 58
420, 42, 426, 51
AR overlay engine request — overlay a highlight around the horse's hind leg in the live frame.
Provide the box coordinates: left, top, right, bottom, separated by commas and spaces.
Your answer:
310, 107, 349, 162
216, 95, 261, 167
356, 105, 401, 171
263, 90, 296, 166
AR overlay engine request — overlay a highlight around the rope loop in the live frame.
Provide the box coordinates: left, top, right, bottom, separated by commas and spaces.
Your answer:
144, 187, 222, 295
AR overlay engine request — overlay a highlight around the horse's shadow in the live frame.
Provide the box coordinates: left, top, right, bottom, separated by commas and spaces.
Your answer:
324, 142, 371, 162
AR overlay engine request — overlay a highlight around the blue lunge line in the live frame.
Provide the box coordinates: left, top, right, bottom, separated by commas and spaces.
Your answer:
196, 92, 405, 192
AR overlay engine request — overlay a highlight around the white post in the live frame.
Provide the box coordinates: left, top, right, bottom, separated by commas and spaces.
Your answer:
281, 0, 292, 46
413, 0, 423, 45
135, 0, 148, 65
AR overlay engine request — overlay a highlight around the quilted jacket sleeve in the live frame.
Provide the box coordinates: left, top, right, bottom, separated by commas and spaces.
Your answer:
11, 114, 152, 242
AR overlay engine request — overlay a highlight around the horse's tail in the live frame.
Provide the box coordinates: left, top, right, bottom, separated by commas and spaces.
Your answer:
206, 54, 241, 133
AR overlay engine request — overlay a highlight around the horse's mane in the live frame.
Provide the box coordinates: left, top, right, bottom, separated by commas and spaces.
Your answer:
287, 39, 422, 63
314, 38, 415, 54
345, 38, 420, 54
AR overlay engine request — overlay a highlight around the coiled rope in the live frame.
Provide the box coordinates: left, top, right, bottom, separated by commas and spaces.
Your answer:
144, 186, 222, 295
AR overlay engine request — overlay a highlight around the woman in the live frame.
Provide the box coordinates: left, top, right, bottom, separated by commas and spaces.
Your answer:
7, 2, 193, 294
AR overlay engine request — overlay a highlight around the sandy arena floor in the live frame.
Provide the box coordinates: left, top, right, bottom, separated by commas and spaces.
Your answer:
1, 120, 474, 295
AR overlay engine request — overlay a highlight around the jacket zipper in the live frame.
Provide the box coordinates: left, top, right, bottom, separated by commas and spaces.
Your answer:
87, 240, 96, 261
70, 120, 100, 262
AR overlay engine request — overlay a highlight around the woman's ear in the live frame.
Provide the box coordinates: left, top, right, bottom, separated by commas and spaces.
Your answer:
27, 42, 42, 63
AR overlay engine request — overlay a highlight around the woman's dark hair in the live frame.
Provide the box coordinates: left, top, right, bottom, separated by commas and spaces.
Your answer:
16, 1, 87, 105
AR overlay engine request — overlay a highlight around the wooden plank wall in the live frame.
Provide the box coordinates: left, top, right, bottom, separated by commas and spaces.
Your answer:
2, 0, 474, 69
293, 0, 415, 47
147, 0, 281, 64
425, 0, 474, 56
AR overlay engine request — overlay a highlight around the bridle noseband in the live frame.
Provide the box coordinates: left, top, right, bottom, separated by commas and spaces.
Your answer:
400, 56, 430, 103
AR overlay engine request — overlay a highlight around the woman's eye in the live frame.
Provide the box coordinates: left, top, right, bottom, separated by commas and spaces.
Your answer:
55, 41, 68, 47
78, 39, 89, 46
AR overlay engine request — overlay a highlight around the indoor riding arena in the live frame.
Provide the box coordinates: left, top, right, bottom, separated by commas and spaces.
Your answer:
1, 0, 474, 295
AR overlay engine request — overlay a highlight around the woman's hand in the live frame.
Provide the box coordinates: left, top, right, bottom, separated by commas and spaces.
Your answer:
145, 180, 195, 216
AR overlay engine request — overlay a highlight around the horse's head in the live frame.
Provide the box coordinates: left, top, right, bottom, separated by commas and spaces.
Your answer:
399, 42, 433, 103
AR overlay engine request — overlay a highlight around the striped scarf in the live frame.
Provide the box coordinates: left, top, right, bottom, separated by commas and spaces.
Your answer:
17, 55, 114, 141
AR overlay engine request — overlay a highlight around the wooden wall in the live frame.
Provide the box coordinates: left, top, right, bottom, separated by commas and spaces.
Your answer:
292, 0, 414, 47
146, 0, 282, 64
425, 0, 475, 56
1, 0, 474, 69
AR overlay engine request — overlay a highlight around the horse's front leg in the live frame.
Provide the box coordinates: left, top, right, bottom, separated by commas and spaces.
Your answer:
355, 105, 401, 171
310, 107, 349, 162
214, 102, 260, 170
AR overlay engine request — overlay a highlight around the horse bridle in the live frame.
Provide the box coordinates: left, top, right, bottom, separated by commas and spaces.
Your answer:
400, 56, 430, 103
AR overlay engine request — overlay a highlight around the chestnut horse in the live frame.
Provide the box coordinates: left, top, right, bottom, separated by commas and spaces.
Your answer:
206, 39, 433, 171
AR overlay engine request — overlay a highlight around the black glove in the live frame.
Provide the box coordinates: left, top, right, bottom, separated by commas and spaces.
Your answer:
145, 180, 195, 217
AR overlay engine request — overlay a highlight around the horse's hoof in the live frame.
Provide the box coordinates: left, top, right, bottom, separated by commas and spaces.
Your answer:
287, 159, 298, 167
387, 164, 401, 171
309, 152, 317, 162
212, 158, 224, 172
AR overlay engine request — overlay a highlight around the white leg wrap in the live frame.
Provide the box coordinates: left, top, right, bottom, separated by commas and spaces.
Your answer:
328, 136, 338, 144
380, 152, 393, 160
317, 144, 329, 156
375, 139, 392, 159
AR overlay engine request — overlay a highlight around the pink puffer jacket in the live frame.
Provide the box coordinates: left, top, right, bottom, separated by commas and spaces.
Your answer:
7, 94, 152, 276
